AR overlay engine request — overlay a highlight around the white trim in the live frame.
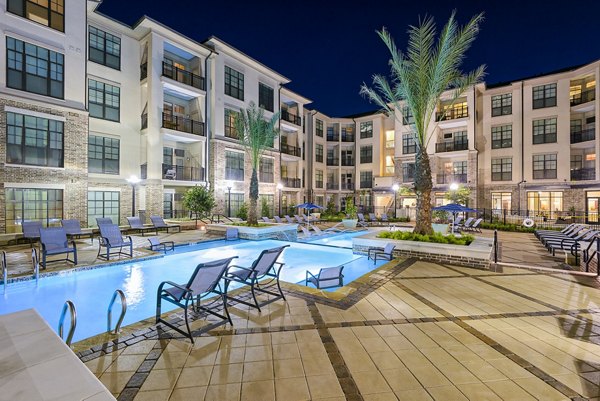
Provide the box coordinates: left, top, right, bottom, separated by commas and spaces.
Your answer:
4, 106, 67, 122
163, 188, 176, 194
89, 131, 121, 140
88, 187, 123, 193
5, 182, 65, 190
4, 163, 65, 171
225, 147, 245, 155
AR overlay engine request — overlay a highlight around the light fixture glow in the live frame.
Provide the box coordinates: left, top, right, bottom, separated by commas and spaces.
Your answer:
449, 183, 459, 191
392, 184, 400, 192
127, 175, 141, 185
276, 183, 284, 190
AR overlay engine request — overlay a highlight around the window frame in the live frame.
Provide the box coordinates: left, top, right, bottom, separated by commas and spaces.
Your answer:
491, 93, 512, 116
5, 188, 63, 233
88, 190, 120, 226
224, 108, 240, 139
533, 154, 557, 179
491, 125, 512, 149
402, 134, 417, 154
224, 66, 244, 100
402, 162, 415, 182
6, 112, 64, 167
88, 135, 120, 174
315, 119, 323, 137
258, 82, 274, 112
225, 151, 244, 181
88, 79, 120, 122
360, 171, 373, 188
88, 26, 121, 70
532, 118, 557, 144
360, 121, 373, 139
360, 145, 373, 164
258, 157, 274, 183
7, 0, 65, 32
315, 144, 323, 163
532, 83, 557, 109
491, 158, 512, 181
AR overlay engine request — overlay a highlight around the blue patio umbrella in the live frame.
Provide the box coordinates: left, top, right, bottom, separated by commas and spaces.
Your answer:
294, 203, 324, 226
432, 203, 477, 233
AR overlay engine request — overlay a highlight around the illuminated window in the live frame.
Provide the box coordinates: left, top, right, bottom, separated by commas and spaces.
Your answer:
385, 155, 394, 174
385, 130, 395, 148
8, 0, 64, 32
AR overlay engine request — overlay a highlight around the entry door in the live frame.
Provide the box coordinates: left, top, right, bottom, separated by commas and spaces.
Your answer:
163, 193, 174, 219
587, 197, 599, 223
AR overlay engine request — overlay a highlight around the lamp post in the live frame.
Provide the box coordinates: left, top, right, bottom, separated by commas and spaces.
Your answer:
392, 184, 399, 219
126, 175, 141, 217
277, 183, 283, 216
226, 182, 232, 217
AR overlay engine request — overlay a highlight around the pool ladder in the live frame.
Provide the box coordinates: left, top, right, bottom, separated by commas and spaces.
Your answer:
58, 300, 77, 347
1, 251, 6, 295
107, 289, 127, 334
32, 248, 39, 284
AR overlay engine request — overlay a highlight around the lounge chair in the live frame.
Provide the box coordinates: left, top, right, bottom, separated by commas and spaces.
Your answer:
97, 224, 133, 260
284, 215, 295, 224
534, 223, 577, 239
539, 225, 587, 246
224, 245, 289, 312
300, 226, 311, 238
150, 215, 181, 233
226, 227, 239, 241
273, 216, 283, 223
148, 236, 174, 253
96, 217, 113, 226
368, 213, 379, 225
324, 222, 346, 233
262, 217, 271, 223
306, 265, 345, 289
294, 215, 305, 224
357, 213, 369, 227
39, 227, 77, 269
126, 216, 156, 236
381, 213, 390, 224
22, 221, 42, 247
156, 256, 238, 343
367, 243, 396, 264
467, 218, 483, 233
61, 219, 94, 241
310, 225, 327, 236
457, 217, 475, 232
546, 230, 598, 256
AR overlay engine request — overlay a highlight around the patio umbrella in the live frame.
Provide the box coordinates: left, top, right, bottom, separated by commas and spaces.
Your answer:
294, 203, 323, 226
432, 203, 477, 234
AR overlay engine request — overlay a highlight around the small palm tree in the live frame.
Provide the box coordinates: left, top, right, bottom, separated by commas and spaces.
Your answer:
360, 12, 485, 235
234, 102, 279, 225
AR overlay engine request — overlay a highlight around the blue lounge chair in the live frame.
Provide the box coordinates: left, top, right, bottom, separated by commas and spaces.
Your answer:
22, 221, 42, 247
156, 256, 238, 343
262, 217, 271, 223
126, 216, 156, 236
98, 224, 133, 260
273, 216, 283, 223
226, 227, 239, 241
150, 215, 181, 233
61, 219, 94, 241
96, 217, 114, 227
306, 265, 344, 289
39, 227, 77, 269
148, 236, 174, 253
367, 243, 396, 264
225, 246, 289, 312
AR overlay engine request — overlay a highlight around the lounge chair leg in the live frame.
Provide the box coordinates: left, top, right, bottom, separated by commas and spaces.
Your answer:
184, 298, 194, 344
250, 282, 261, 313
222, 294, 233, 326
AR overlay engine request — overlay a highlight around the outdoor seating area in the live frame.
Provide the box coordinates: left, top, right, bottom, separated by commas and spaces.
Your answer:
534, 223, 599, 259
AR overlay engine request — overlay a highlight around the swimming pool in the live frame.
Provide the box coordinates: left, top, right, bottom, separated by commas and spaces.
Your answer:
304, 230, 368, 248
0, 239, 385, 342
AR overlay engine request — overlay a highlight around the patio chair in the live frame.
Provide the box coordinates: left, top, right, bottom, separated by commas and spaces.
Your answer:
357, 213, 369, 227
284, 215, 295, 224
381, 213, 390, 223
273, 216, 283, 223
262, 217, 271, 223
306, 265, 344, 289
61, 219, 94, 242
367, 243, 396, 264
39, 227, 77, 269
300, 225, 311, 238
467, 218, 483, 233
225, 227, 239, 241
22, 221, 42, 247
148, 236, 174, 253
224, 245, 289, 312
368, 213, 379, 225
156, 256, 238, 344
164, 168, 177, 180
126, 216, 156, 236
97, 224, 133, 261
150, 215, 181, 233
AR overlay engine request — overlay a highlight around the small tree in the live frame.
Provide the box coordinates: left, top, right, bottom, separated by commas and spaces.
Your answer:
445, 186, 471, 205
260, 196, 270, 218
324, 197, 337, 217
345, 197, 358, 219
237, 202, 248, 220
182, 185, 216, 224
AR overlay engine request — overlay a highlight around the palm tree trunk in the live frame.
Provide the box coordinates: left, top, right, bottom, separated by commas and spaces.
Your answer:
414, 150, 434, 235
248, 168, 259, 225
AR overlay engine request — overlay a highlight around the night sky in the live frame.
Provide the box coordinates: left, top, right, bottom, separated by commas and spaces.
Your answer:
98, 0, 600, 117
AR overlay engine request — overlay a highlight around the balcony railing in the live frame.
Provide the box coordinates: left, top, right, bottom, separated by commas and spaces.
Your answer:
280, 143, 301, 157
326, 182, 339, 190
326, 158, 339, 166
436, 104, 468, 121
162, 113, 205, 136
570, 88, 596, 106
435, 141, 468, 153
571, 168, 596, 181
281, 109, 301, 126
327, 133, 339, 142
341, 134, 355, 142
140, 63, 147, 81
341, 158, 355, 166
315, 181, 323, 189
436, 173, 467, 184
570, 128, 596, 144
282, 177, 301, 188
360, 181, 373, 189
162, 164, 204, 181
141, 113, 148, 129
341, 182, 355, 190
162, 62, 205, 90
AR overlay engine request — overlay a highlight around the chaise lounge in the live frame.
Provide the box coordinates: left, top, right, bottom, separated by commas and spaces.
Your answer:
306, 265, 344, 289
150, 215, 181, 233
39, 227, 78, 269
367, 243, 396, 264
126, 216, 157, 236
98, 224, 133, 260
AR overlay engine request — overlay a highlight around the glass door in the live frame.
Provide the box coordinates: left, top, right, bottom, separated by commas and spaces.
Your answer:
587, 192, 600, 223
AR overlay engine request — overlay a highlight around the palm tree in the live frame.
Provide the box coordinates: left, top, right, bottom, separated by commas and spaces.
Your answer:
234, 102, 279, 225
360, 12, 485, 235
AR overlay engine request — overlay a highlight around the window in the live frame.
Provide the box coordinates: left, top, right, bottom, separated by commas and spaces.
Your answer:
259, 157, 274, 183
88, 79, 120, 121
453, 161, 467, 178
532, 83, 557, 109
315, 144, 323, 163
6, 112, 63, 167
491, 158, 512, 181
360, 171, 373, 188
385, 156, 395, 175
532, 118, 557, 144
258, 83, 274, 112
385, 130, 395, 148
7, 0, 64, 32
88, 191, 120, 226
491, 192, 512, 210
228, 193, 244, 218
533, 154, 557, 179
402, 163, 415, 182
402, 106, 414, 125
571, 154, 583, 171
360, 146, 372, 163
224, 66, 244, 100
491, 125, 512, 149
88, 135, 119, 174
315, 170, 323, 188
7, 37, 64, 99
88, 26, 121, 70
316, 119, 323, 137
360, 121, 373, 139
5, 188, 63, 233
527, 191, 563, 218
491, 93, 512, 116
224, 109, 239, 139
402, 134, 417, 154
225, 151, 244, 181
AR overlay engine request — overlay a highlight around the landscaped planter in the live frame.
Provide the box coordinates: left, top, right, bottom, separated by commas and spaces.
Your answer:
207, 223, 298, 241
342, 219, 358, 229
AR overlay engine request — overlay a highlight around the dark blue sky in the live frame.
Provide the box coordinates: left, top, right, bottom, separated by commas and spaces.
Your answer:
98, 0, 600, 117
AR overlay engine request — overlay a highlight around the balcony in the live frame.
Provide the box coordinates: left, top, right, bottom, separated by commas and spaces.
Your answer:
360, 181, 373, 189
281, 109, 301, 126
341, 134, 355, 142
141, 113, 148, 130
341, 158, 355, 167
140, 63, 147, 81
436, 104, 468, 121
162, 164, 204, 181
162, 113, 205, 136
282, 177, 301, 188
341, 182, 355, 191
326, 182, 339, 190
280, 143, 301, 157
571, 168, 596, 181
315, 181, 323, 189
435, 141, 468, 153
326, 158, 339, 166
570, 88, 596, 106
436, 173, 467, 184
162, 62, 205, 91
570, 128, 596, 144
327, 133, 339, 142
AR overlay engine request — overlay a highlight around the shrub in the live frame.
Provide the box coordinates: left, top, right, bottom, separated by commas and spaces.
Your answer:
260, 197, 270, 218
478, 222, 538, 233
378, 231, 475, 246
236, 203, 248, 220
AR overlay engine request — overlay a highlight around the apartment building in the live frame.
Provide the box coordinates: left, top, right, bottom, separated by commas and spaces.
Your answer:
1, 0, 599, 235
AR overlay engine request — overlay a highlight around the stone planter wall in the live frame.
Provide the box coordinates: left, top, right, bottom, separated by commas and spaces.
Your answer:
207, 223, 298, 241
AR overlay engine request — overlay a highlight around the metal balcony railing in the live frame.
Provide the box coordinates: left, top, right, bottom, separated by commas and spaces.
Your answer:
327, 133, 339, 141
162, 62, 205, 90
282, 177, 301, 188
570, 88, 596, 106
259, 172, 274, 183
281, 109, 301, 126
326, 158, 339, 166
570, 128, 595, 144
162, 164, 204, 181
162, 113, 205, 136
341, 158, 355, 166
571, 168, 596, 181
360, 181, 373, 189
436, 104, 468, 121
340, 182, 355, 190
280, 143, 301, 157
341, 134, 355, 142
315, 181, 324, 189
326, 182, 339, 190
436, 173, 467, 184
435, 141, 468, 153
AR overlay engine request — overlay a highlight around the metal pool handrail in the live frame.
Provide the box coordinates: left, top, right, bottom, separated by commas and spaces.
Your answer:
107, 289, 127, 334
58, 300, 77, 346
1, 251, 6, 295
31, 248, 39, 285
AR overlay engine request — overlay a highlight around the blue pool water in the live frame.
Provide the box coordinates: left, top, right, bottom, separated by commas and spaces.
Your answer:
0, 239, 385, 342
304, 231, 368, 248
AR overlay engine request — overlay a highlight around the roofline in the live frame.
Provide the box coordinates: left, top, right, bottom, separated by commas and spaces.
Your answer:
132, 16, 216, 53
281, 86, 312, 104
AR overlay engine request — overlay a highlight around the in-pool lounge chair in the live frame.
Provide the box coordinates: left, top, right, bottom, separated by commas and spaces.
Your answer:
126, 216, 156, 236
225, 245, 289, 312
22, 221, 42, 247
39, 227, 78, 269
262, 217, 271, 223
150, 215, 181, 233
148, 236, 174, 253
273, 216, 283, 223
97, 224, 133, 260
367, 243, 396, 264
306, 265, 344, 289
156, 256, 238, 343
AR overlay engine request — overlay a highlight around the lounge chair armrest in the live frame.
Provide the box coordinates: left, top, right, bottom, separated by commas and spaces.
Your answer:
227, 265, 252, 272
274, 262, 284, 267
160, 281, 189, 292
70, 240, 77, 249
306, 270, 318, 280
99, 236, 110, 246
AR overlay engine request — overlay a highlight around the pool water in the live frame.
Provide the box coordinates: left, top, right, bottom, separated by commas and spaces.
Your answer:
0, 239, 385, 342
304, 231, 368, 248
